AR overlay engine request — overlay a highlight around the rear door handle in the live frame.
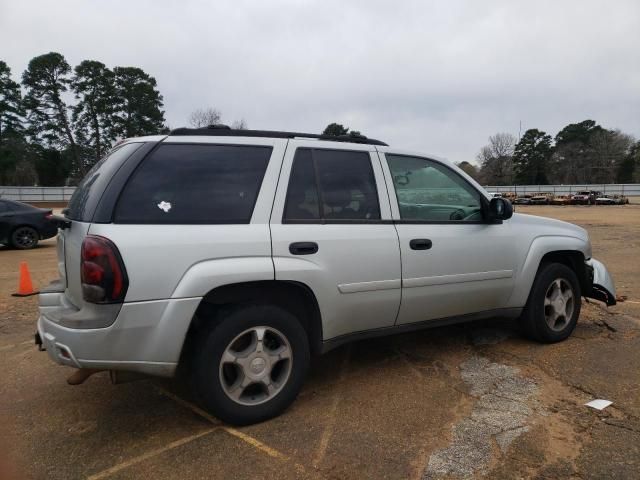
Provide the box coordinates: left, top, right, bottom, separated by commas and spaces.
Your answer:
289, 242, 319, 255
410, 238, 432, 250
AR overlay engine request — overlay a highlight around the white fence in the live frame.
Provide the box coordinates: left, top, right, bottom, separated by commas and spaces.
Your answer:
0, 186, 76, 202
2, 184, 640, 202
483, 184, 640, 196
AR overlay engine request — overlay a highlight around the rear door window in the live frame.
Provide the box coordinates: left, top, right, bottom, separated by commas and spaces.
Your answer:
114, 144, 272, 224
283, 148, 381, 222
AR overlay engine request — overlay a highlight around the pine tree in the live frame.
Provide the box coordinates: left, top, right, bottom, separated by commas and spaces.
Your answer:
323, 123, 350, 136
72, 60, 116, 166
513, 129, 552, 185
111, 66, 165, 139
22, 52, 80, 174
0, 60, 25, 140
0, 60, 34, 184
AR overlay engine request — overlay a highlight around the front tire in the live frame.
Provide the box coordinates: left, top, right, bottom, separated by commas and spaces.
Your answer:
521, 262, 581, 343
11, 226, 39, 249
192, 305, 310, 425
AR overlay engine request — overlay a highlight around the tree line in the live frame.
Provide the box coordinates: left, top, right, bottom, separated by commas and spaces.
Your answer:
3, 58, 638, 189
460, 121, 640, 185
0, 52, 167, 185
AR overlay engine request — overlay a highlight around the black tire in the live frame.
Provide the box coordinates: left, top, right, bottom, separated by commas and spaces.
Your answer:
191, 304, 310, 425
11, 226, 39, 249
521, 262, 581, 343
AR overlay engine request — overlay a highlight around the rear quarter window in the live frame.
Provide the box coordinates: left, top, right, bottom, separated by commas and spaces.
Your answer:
66, 143, 143, 221
114, 144, 272, 224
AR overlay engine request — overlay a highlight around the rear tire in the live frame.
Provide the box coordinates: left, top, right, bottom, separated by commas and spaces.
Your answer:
521, 262, 581, 343
11, 226, 39, 249
191, 304, 310, 425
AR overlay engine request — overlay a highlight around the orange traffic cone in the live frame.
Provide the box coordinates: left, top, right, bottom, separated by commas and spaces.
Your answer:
12, 261, 39, 297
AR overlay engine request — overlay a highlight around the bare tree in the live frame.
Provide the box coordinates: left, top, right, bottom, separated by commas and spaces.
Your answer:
231, 119, 248, 130
589, 129, 635, 183
477, 133, 516, 185
188, 108, 222, 128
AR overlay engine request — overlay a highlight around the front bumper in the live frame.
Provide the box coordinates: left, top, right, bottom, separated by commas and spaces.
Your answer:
585, 258, 616, 306
36, 284, 201, 377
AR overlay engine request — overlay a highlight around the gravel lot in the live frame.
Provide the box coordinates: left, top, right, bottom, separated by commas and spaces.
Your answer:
1, 205, 639, 479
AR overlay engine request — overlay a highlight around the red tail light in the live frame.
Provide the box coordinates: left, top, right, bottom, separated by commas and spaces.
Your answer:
81, 235, 128, 303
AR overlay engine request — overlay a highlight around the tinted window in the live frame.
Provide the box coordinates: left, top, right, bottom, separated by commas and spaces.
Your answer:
0, 201, 10, 213
66, 143, 143, 221
284, 148, 380, 222
386, 155, 483, 222
283, 149, 320, 220
115, 144, 272, 224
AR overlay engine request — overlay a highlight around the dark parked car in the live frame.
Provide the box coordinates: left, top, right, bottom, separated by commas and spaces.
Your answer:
0, 199, 59, 249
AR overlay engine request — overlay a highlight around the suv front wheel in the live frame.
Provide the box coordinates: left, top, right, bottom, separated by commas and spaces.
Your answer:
521, 262, 581, 343
192, 305, 310, 425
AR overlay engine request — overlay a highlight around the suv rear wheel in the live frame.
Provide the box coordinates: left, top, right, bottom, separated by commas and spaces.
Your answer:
521, 262, 581, 343
192, 305, 310, 425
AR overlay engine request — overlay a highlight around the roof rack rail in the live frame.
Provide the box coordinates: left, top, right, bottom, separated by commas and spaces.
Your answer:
168, 127, 388, 146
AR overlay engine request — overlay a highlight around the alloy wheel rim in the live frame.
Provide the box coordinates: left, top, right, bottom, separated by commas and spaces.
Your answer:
15, 227, 36, 248
219, 326, 293, 406
544, 278, 575, 332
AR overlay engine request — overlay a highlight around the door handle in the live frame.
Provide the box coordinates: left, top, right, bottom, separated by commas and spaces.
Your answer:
289, 242, 319, 255
410, 238, 432, 250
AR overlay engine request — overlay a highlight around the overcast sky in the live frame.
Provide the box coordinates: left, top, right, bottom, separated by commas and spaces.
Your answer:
1, 0, 639, 164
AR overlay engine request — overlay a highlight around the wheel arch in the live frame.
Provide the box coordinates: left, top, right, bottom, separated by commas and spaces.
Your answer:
508, 236, 591, 307
178, 280, 323, 372
538, 250, 590, 294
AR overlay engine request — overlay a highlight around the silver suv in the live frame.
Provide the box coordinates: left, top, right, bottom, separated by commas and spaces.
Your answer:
36, 127, 616, 425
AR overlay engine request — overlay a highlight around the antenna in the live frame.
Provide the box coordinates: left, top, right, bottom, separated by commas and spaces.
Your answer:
518, 120, 522, 142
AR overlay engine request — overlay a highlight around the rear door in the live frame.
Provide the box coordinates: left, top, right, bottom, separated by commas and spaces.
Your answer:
270, 140, 402, 340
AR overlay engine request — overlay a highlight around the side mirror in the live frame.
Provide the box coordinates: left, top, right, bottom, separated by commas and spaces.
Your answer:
488, 197, 513, 222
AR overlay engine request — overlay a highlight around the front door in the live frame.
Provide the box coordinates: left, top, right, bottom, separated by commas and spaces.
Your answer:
270, 141, 402, 340
379, 151, 518, 325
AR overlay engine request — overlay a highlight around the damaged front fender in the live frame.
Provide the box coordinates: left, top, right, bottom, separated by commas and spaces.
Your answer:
585, 258, 616, 306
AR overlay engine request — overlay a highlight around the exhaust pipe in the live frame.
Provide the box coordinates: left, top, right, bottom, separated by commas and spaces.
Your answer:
66, 368, 103, 385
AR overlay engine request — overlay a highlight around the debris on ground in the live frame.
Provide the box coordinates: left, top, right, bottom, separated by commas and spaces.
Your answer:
584, 399, 613, 410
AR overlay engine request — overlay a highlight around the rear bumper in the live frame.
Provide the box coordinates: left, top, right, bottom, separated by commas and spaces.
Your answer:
40, 222, 59, 240
37, 285, 201, 377
585, 258, 616, 306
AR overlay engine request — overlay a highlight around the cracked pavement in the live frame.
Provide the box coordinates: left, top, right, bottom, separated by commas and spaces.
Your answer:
1, 204, 639, 479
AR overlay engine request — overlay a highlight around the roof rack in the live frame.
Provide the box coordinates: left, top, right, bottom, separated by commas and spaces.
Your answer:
168, 125, 388, 146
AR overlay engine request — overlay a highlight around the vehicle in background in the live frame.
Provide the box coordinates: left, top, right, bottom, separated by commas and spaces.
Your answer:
0, 199, 58, 249
551, 195, 572, 205
596, 195, 617, 205
530, 194, 552, 205
501, 192, 518, 203
513, 195, 532, 205
488, 192, 502, 198
572, 191, 600, 205
612, 194, 630, 205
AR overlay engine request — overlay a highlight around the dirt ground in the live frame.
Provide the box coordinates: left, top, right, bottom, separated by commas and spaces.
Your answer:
1, 205, 639, 480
